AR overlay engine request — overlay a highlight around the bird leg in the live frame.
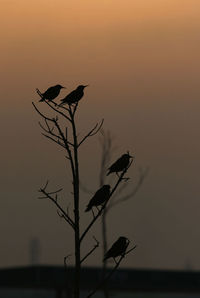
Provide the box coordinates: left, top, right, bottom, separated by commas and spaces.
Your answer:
113, 257, 118, 265
96, 206, 100, 212
91, 208, 95, 218
91, 206, 101, 218
120, 171, 130, 182
116, 172, 129, 181
116, 172, 120, 178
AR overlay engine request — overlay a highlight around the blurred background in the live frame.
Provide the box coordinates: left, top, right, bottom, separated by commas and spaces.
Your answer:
0, 0, 200, 271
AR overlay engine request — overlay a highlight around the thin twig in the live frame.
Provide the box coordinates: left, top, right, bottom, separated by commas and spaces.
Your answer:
86, 245, 137, 298
80, 161, 133, 243
35, 88, 72, 122
33, 102, 73, 148
80, 236, 100, 264
108, 167, 149, 210
41, 133, 66, 148
45, 100, 72, 122
32, 102, 54, 122
38, 182, 75, 229
38, 120, 54, 134
78, 119, 104, 147
39, 119, 72, 145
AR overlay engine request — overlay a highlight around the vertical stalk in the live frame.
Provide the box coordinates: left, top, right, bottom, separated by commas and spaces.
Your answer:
101, 210, 109, 298
100, 150, 109, 298
70, 107, 80, 298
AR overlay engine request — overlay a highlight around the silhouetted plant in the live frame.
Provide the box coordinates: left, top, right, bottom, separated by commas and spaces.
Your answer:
81, 130, 148, 298
99, 130, 148, 298
33, 85, 136, 298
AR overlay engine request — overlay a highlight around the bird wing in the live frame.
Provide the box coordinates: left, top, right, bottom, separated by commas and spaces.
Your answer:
105, 239, 121, 257
43, 86, 54, 96
109, 156, 123, 171
91, 188, 104, 204
87, 187, 110, 211
61, 90, 76, 103
85, 188, 101, 210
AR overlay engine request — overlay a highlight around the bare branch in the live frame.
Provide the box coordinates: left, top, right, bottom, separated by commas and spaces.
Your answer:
108, 166, 149, 210
47, 188, 63, 195
38, 182, 75, 229
41, 133, 66, 148
36, 88, 43, 97
33, 102, 74, 147
39, 118, 65, 141
45, 100, 72, 122
80, 236, 100, 264
33, 100, 80, 186
125, 244, 137, 255
38, 120, 54, 134
32, 102, 54, 122
35, 88, 73, 122
53, 118, 73, 148
39, 117, 74, 148
43, 180, 49, 189
34, 90, 136, 298
80, 161, 133, 243
86, 244, 137, 298
78, 119, 104, 147
67, 102, 79, 117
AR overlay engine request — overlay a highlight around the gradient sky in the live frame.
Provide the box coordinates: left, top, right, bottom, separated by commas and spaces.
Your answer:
1, 0, 200, 270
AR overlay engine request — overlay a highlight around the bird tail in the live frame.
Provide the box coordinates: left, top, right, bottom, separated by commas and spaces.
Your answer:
36, 88, 44, 101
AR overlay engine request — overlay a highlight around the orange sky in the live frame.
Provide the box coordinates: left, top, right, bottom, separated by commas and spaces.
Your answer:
0, 0, 200, 270
0, 0, 200, 108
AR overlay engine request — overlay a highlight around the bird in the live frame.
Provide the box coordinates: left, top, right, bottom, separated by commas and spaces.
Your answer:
103, 236, 129, 261
106, 153, 132, 176
85, 185, 111, 212
60, 85, 88, 106
38, 84, 65, 102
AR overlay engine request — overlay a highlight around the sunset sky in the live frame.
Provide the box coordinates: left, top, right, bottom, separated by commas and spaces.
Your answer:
1, 0, 200, 270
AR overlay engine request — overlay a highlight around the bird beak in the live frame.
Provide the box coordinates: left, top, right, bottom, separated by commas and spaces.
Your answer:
84, 85, 89, 88
62, 87, 66, 89
127, 151, 133, 158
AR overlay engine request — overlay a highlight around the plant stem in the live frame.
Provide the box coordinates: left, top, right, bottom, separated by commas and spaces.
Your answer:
101, 210, 109, 298
70, 107, 80, 298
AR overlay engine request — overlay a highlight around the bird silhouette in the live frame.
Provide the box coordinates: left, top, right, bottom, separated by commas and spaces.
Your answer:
103, 236, 129, 261
85, 185, 111, 212
60, 85, 88, 106
38, 85, 65, 102
107, 153, 132, 176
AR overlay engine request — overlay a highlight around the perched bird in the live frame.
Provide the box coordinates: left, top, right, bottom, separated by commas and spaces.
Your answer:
60, 85, 88, 106
38, 84, 65, 102
85, 185, 111, 212
103, 236, 129, 261
107, 153, 132, 176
